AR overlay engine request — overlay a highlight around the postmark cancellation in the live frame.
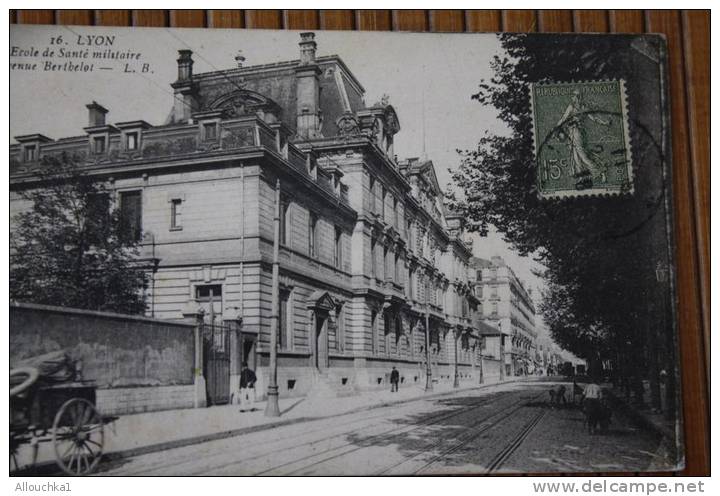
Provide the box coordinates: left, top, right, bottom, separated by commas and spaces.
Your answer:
531, 80, 633, 199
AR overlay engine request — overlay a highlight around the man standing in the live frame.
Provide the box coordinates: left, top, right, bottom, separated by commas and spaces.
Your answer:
583, 378, 604, 434
390, 366, 400, 393
239, 362, 257, 412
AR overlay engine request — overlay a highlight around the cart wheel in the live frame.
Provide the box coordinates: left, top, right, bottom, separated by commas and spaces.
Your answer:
52, 398, 104, 476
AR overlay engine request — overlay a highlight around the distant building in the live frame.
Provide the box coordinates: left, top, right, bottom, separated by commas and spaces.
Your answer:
10, 32, 500, 404
470, 256, 537, 377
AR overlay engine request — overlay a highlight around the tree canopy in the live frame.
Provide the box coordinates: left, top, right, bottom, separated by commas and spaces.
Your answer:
449, 34, 672, 368
10, 157, 148, 314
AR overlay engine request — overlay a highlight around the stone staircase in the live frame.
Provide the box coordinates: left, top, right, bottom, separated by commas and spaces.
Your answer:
306, 371, 357, 399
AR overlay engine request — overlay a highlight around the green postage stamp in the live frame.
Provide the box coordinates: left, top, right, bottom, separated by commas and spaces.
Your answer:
531, 80, 633, 198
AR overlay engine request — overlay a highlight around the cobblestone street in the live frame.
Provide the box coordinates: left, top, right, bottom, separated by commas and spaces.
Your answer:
97, 381, 674, 476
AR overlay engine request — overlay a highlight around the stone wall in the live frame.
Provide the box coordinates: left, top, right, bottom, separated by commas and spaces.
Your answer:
10, 302, 196, 415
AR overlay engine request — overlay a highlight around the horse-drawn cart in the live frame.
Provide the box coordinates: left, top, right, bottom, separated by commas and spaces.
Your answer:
10, 352, 115, 476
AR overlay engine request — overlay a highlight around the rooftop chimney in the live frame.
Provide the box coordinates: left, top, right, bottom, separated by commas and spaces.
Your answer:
86, 101, 108, 127
171, 50, 198, 123
177, 49, 194, 82
299, 32, 317, 65
295, 32, 322, 139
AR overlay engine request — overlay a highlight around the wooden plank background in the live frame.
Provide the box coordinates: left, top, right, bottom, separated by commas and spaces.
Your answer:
11, 9, 710, 476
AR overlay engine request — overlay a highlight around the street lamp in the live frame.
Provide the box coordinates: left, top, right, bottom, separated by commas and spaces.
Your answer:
453, 328, 460, 388
264, 179, 281, 417
424, 277, 433, 392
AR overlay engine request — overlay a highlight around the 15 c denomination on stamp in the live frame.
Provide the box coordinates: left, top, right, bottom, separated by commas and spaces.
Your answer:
531, 80, 633, 199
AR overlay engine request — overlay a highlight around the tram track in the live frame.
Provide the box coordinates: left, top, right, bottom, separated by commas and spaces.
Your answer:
484, 407, 548, 473
110, 386, 513, 476
105, 401, 411, 475
380, 390, 548, 475
226, 390, 513, 476
259, 388, 548, 476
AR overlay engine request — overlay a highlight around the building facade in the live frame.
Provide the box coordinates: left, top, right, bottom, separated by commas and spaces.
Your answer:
470, 256, 537, 377
10, 32, 498, 403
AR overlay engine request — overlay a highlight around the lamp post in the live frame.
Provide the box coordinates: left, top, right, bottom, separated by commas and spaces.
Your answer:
424, 277, 433, 392
453, 328, 460, 388
264, 179, 281, 417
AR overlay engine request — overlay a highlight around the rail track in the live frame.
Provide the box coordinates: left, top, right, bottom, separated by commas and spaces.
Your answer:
262, 389, 549, 476
104, 384, 552, 476
483, 407, 548, 473
106, 386, 516, 476
379, 390, 548, 475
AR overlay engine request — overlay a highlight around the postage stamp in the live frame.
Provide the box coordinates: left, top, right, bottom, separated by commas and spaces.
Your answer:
530, 80, 633, 198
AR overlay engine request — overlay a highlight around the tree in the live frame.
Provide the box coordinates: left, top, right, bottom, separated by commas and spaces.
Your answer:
10, 156, 147, 314
449, 33, 673, 378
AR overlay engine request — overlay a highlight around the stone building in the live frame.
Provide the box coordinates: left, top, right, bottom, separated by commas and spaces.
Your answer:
470, 256, 537, 377
10, 32, 492, 403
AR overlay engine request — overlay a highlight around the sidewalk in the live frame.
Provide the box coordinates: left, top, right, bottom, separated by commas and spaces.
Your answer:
20, 378, 518, 470
604, 382, 678, 440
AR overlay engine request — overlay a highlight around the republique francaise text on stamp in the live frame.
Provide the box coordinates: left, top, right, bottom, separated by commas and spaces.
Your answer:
531, 80, 633, 198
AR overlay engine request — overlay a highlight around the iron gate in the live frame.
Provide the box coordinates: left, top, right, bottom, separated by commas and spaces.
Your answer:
202, 322, 231, 405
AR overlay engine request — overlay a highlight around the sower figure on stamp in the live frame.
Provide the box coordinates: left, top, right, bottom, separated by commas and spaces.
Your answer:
238, 362, 257, 412
556, 89, 611, 190
390, 366, 400, 393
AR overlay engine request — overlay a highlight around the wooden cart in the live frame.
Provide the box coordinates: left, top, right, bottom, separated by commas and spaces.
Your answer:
10, 366, 115, 476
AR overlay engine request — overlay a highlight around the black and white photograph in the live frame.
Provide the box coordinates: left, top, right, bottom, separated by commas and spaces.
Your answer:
9, 23, 683, 476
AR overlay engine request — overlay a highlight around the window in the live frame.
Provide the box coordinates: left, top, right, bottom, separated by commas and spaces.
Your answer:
393, 197, 399, 229
491, 285, 498, 298
368, 176, 376, 214
170, 198, 183, 230
23, 145, 36, 162
279, 288, 292, 350
196, 284, 223, 322
203, 122, 218, 141
93, 136, 106, 154
336, 305, 345, 352
370, 238, 377, 279
381, 186, 387, 220
126, 132, 138, 150
371, 310, 378, 354
280, 199, 290, 246
309, 213, 318, 258
395, 253, 401, 284
334, 226, 342, 268
383, 246, 390, 281
395, 317, 402, 354
88, 192, 111, 239
408, 269, 415, 300
491, 302, 498, 315
406, 220, 412, 245
119, 190, 142, 242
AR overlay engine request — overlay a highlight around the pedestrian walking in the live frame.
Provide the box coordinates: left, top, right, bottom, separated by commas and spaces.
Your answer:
238, 362, 257, 412
390, 366, 400, 393
583, 378, 604, 434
